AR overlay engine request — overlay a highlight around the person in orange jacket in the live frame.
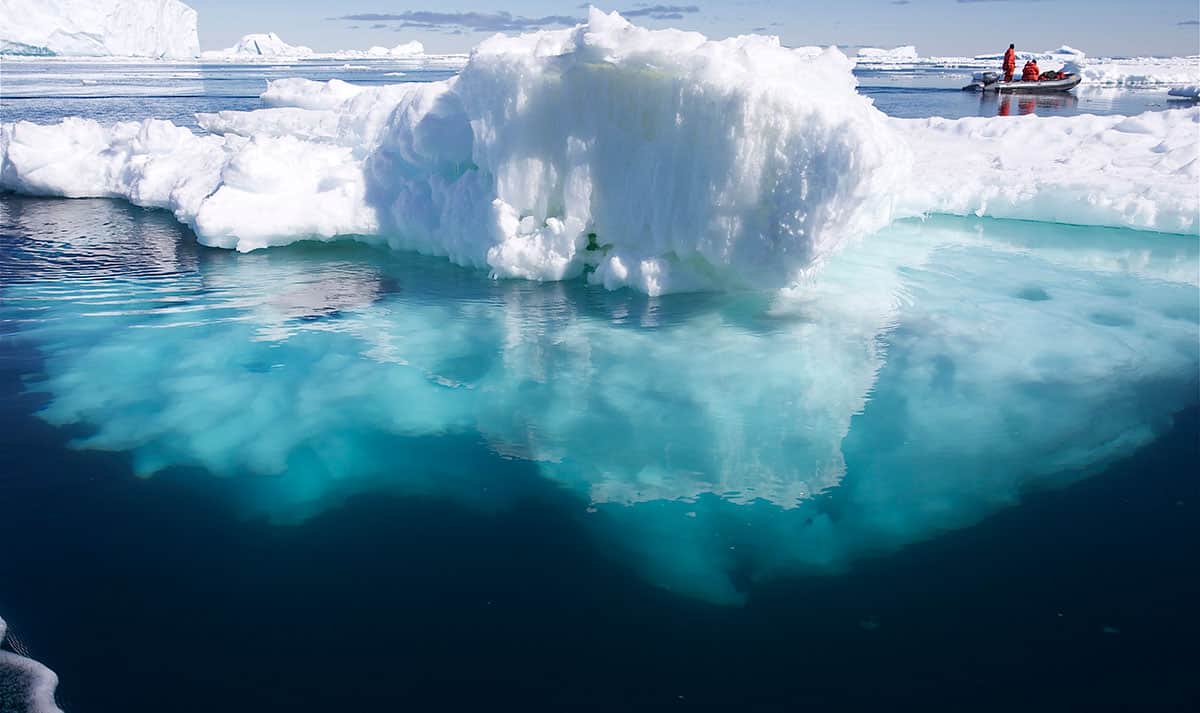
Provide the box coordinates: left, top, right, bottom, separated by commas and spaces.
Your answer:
1003, 44, 1016, 82
1021, 59, 1040, 81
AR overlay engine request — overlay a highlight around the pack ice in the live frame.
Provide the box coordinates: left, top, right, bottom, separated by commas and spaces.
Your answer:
0, 8, 1198, 295
0, 0, 198, 58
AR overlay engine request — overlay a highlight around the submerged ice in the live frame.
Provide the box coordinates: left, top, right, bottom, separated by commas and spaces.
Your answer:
1, 195, 1196, 603
4, 9, 1194, 295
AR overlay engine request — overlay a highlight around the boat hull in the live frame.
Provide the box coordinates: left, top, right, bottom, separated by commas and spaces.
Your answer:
963, 74, 1082, 94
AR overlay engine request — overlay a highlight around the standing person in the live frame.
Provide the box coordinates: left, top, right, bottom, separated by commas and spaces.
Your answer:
1003, 44, 1017, 82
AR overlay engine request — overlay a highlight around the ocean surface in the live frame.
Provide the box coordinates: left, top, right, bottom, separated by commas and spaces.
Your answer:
1, 59, 1198, 712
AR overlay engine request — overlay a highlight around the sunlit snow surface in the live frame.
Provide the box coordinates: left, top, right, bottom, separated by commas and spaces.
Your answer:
2, 196, 1195, 602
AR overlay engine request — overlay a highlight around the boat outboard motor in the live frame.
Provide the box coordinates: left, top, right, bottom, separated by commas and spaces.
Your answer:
963, 71, 1001, 91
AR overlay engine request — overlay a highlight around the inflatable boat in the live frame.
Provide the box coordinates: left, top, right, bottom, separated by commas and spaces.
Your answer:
962, 71, 1082, 94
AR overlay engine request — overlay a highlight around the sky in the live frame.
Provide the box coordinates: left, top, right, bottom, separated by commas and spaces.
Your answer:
187, 0, 1200, 57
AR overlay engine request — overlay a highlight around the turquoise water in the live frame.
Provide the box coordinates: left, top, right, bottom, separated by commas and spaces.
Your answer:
3, 195, 1196, 604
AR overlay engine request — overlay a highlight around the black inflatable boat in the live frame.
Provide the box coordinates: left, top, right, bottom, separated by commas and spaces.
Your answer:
962, 71, 1082, 93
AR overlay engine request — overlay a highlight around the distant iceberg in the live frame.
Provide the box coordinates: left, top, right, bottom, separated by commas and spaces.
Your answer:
200, 33, 428, 62
201, 32, 314, 59
856, 45, 918, 63
0, 0, 198, 58
973, 44, 1086, 63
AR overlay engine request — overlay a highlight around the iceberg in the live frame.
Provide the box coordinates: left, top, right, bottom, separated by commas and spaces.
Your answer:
894, 110, 1200, 235
855, 45, 919, 63
198, 34, 429, 62
0, 10, 1197, 295
1079, 57, 1200, 86
201, 31, 314, 59
1169, 85, 1200, 100
1, 9, 907, 294
973, 44, 1086, 63
366, 41, 425, 57
0, 0, 198, 58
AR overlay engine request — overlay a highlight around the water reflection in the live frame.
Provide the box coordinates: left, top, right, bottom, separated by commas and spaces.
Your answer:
984, 91, 1079, 116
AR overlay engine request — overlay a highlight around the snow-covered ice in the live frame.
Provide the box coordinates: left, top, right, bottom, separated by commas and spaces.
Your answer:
1169, 85, 1200, 100
0, 9, 910, 294
0, 0, 198, 58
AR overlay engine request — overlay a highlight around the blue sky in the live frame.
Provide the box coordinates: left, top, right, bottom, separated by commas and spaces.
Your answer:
187, 1, 1200, 57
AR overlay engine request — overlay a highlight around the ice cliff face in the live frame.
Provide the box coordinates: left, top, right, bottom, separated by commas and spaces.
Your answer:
0, 0, 198, 58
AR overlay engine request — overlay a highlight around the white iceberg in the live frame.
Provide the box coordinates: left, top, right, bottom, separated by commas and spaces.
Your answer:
856, 45, 919, 63
201, 31, 313, 59
973, 44, 1086, 63
0, 0, 198, 58
0, 617, 64, 713
198, 33, 429, 62
364, 41, 425, 58
1168, 85, 1200, 99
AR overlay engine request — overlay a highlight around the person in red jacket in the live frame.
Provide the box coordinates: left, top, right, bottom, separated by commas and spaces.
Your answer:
1003, 44, 1016, 82
1021, 59, 1040, 81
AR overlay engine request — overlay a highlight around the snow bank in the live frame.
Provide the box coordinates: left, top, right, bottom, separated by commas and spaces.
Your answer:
0, 0, 198, 58
0, 617, 64, 713
1, 11, 1197, 294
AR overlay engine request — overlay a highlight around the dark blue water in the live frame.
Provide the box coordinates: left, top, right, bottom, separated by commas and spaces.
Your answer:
1, 324, 1197, 711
